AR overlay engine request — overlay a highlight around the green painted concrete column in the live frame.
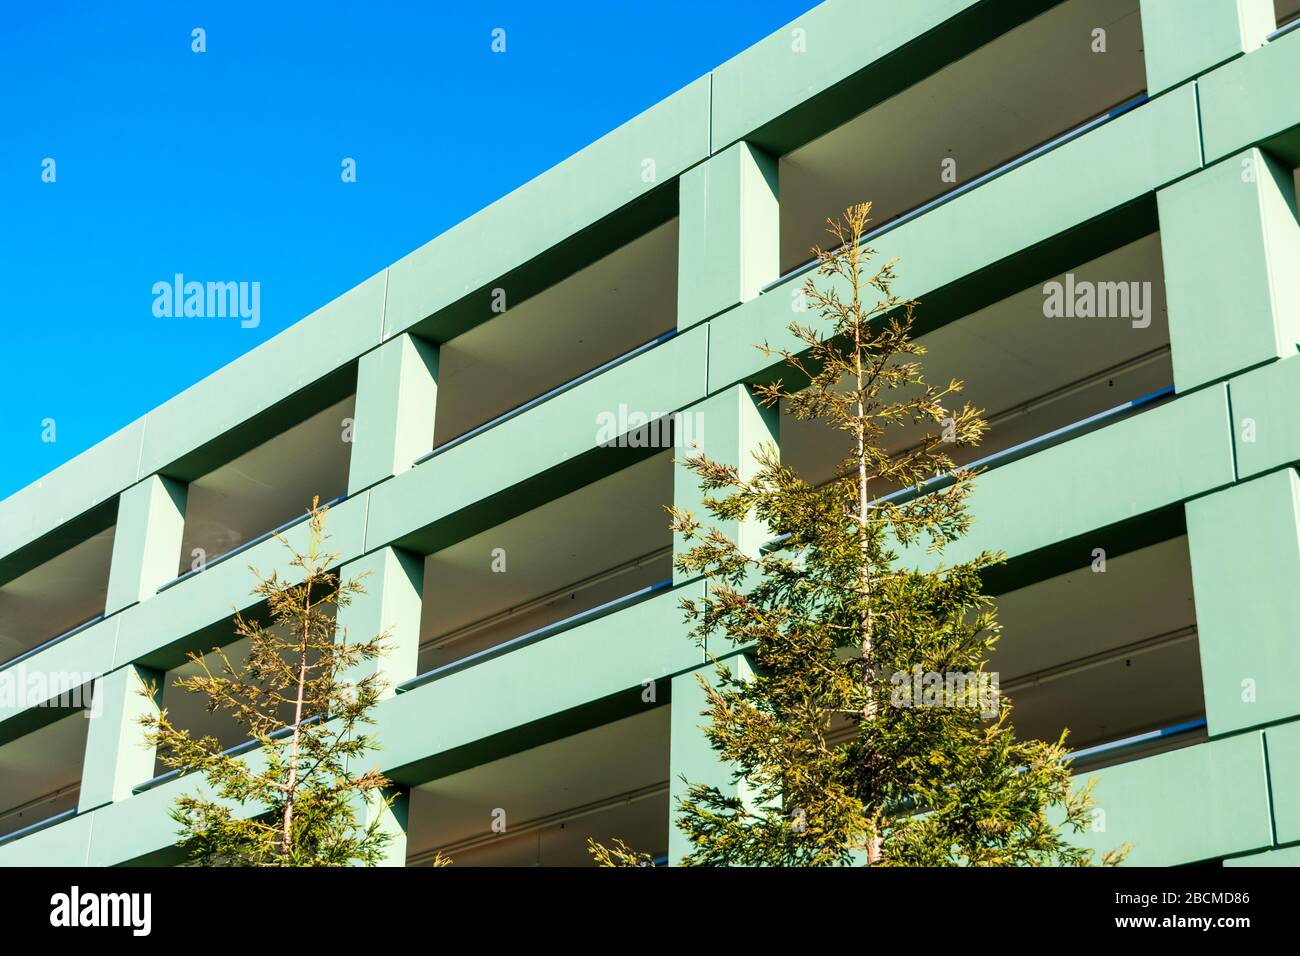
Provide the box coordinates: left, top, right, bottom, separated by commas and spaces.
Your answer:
105, 475, 187, 613
335, 546, 424, 695
78, 664, 162, 813
1158, 148, 1300, 391
361, 786, 409, 867
673, 384, 779, 585
1140, 0, 1275, 94
1185, 468, 1300, 734
668, 653, 756, 865
1263, 717, 1300, 845
347, 333, 439, 494
677, 141, 780, 330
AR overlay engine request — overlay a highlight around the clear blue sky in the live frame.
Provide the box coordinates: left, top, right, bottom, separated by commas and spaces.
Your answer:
0, 0, 814, 501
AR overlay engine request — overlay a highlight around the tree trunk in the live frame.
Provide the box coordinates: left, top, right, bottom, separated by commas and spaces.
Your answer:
282, 584, 311, 857
849, 226, 882, 866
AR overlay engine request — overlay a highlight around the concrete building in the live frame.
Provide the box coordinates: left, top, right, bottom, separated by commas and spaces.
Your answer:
2, 0, 1300, 866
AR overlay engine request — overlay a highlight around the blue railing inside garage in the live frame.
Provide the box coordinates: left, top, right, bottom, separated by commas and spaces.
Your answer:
0, 806, 78, 847
0, 612, 105, 675
761, 383, 1175, 553
156, 493, 348, 594
396, 577, 673, 694
414, 329, 679, 467
1267, 13, 1300, 41
133, 715, 324, 795
764, 92, 1150, 293
1066, 719, 1207, 767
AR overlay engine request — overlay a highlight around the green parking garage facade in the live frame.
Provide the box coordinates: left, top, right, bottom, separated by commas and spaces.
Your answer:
2, 0, 1300, 866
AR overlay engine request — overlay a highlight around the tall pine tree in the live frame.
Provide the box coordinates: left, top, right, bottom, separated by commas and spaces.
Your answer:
647, 204, 1126, 866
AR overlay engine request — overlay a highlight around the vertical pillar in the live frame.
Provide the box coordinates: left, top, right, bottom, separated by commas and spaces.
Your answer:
1139, 0, 1276, 94
1158, 147, 1300, 392
668, 654, 757, 865
677, 141, 780, 330
670, 386, 774, 861
673, 384, 779, 587
78, 664, 162, 812
335, 546, 425, 695
361, 786, 410, 867
104, 475, 187, 614
1185, 468, 1300, 735
348, 332, 440, 494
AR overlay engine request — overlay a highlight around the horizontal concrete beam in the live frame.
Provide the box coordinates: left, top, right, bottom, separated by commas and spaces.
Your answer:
710, 0, 1060, 155
928, 385, 1234, 569
1199, 25, 1300, 164
0, 439, 135, 582
384, 78, 710, 341
0, 496, 116, 591
1069, 727, 1276, 865
378, 581, 703, 784
365, 325, 709, 553
142, 273, 387, 483
0, 808, 93, 867
709, 85, 1202, 391
406, 189, 679, 346
1, 496, 372, 745
115, 492, 370, 672
0, 617, 116, 747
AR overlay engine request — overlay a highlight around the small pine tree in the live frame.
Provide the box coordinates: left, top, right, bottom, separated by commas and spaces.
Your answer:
653, 204, 1127, 866
142, 497, 446, 866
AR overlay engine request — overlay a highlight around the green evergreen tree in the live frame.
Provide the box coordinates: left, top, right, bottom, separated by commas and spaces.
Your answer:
599, 203, 1127, 867
142, 498, 445, 866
